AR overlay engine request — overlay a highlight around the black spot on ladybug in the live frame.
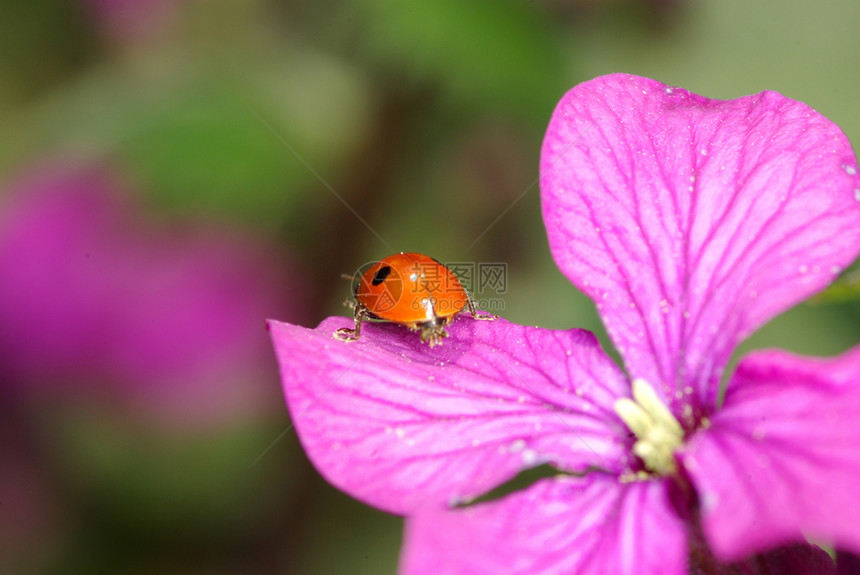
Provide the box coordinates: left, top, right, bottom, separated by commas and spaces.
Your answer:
372, 265, 392, 286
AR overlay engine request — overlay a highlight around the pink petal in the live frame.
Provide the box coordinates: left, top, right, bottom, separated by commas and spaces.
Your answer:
679, 346, 860, 560
541, 73, 860, 414
269, 317, 631, 514
399, 475, 687, 575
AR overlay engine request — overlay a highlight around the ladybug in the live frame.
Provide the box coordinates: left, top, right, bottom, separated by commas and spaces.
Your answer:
334, 252, 497, 347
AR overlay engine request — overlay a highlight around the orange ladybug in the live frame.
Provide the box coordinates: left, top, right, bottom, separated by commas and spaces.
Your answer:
334, 252, 497, 347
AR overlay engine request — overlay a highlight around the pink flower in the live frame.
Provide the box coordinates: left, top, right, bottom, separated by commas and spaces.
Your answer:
0, 162, 303, 426
269, 74, 860, 573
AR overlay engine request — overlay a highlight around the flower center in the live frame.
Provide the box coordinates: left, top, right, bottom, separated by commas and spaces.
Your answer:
614, 378, 684, 477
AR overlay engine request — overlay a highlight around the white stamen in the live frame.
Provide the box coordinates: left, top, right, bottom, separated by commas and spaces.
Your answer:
614, 379, 684, 476
632, 378, 684, 438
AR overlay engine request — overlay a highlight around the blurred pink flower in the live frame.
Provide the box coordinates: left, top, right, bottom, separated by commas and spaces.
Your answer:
0, 162, 305, 427
0, 417, 62, 573
82, 0, 181, 41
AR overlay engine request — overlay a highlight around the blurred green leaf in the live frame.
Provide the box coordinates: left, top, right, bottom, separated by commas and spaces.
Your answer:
293, 484, 402, 575
2, 47, 371, 233
356, 0, 565, 120
48, 406, 298, 538
120, 85, 301, 223
0, 0, 96, 105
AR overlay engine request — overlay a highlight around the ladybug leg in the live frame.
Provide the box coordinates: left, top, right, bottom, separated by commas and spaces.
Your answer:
334, 305, 367, 342
465, 290, 498, 321
420, 325, 450, 347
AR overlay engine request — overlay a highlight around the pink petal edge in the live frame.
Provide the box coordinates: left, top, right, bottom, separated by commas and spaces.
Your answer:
269, 316, 631, 514
679, 345, 860, 560
541, 73, 860, 415
399, 474, 688, 575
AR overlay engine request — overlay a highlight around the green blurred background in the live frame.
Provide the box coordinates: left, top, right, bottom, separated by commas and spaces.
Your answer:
1, 1, 859, 573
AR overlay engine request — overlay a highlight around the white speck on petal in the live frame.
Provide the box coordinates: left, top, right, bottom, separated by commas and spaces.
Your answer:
521, 449, 539, 466
701, 491, 719, 511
